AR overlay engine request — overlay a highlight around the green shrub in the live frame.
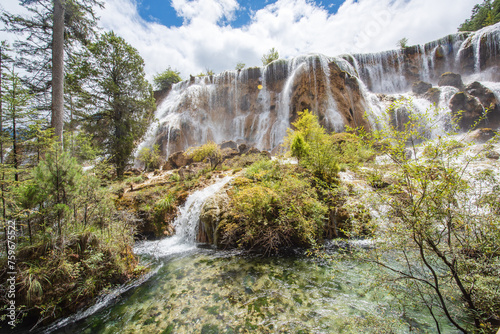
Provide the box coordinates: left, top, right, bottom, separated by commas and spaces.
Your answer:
154, 194, 175, 214
222, 165, 327, 254
285, 109, 340, 183
245, 159, 275, 180
153, 67, 182, 91
137, 144, 162, 171
186, 141, 222, 170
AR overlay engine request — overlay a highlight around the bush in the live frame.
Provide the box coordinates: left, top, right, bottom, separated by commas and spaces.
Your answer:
359, 98, 500, 333
186, 141, 222, 170
261, 47, 279, 66
153, 67, 182, 91
285, 110, 340, 183
137, 144, 162, 171
222, 164, 327, 254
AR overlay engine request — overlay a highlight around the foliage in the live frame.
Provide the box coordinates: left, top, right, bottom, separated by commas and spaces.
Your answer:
186, 141, 222, 171
459, 0, 500, 31
235, 62, 245, 70
154, 194, 175, 215
261, 47, 279, 66
244, 159, 274, 180
1, 67, 34, 181
137, 144, 163, 171
1, 0, 103, 127
397, 37, 409, 49
357, 98, 500, 333
285, 109, 339, 183
153, 67, 182, 91
196, 69, 215, 77
222, 163, 327, 254
81, 31, 156, 177
0, 141, 137, 328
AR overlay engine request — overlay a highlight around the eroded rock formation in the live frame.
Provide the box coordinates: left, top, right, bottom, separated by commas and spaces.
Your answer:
137, 22, 500, 160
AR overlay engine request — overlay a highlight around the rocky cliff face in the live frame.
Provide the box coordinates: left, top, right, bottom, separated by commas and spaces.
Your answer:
138, 22, 500, 159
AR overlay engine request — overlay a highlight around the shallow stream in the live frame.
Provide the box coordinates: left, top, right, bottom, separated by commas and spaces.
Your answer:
44, 246, 461, 334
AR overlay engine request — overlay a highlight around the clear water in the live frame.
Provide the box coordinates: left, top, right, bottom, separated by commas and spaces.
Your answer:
41, 176, 462, 334
45, 248, 459, 334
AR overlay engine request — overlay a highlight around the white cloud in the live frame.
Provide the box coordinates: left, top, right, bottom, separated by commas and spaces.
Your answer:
171, 0, 240, 24
1, 0, 482, 81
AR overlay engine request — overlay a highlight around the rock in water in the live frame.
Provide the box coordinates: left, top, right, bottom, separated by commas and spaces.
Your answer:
449, 92, 484, 129
412, 81, 432, 95
438, 72, 464, 90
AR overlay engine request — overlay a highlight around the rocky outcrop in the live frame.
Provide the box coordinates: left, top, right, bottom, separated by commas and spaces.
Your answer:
450, 92, 484, 129
423, 87, 441, 105
220, 140, 238, 150
438, 73, 464, 90
466, 82, 498, 109
464, 128, 497, 143
198, 187, 232, 245
166, 151, 193, 169
138, 23, 500, 157
412, 81, 432, 95
449, 82, 500, 129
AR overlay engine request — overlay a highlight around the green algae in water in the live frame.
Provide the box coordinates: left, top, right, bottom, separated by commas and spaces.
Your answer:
51, 250, 459, 334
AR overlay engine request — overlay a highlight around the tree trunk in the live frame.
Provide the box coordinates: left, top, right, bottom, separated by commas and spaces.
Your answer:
51, 0, 65, 142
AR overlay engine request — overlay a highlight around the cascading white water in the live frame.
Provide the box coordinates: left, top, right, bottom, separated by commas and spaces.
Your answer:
352, 50, 407, 93
135, 23, 499, 162
134, 176, 232, 258
458, 22, 500, 74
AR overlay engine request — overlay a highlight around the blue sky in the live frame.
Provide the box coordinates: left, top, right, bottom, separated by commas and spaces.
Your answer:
137, 0, 347, 28
1, 0, 481, 79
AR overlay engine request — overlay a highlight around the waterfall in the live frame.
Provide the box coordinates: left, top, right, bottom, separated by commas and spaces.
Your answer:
352, 50, 407, 93
456, 22, 500, 78
134, 176, 232, 258
135, 23, 499, 160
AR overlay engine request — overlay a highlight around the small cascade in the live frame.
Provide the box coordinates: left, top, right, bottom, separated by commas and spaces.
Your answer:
254, 66, 271, 149
418, 44, 433, 82
456, 22, 500, 78
319, 55, 344, 132
134, 176, 232, 258
352, 50, 407, 93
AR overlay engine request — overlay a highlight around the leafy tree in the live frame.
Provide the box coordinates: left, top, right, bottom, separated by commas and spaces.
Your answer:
397, 37, 409, 49
186, 141, 222, 170
81, 32, 155, 177
459, 0, 500, 31
358, 98, 500, 333
137, 144, 162, 171
285, 109, 339, 183
153, 67, 182, 91
261, 47, 279, 66
235, 62, 245, 71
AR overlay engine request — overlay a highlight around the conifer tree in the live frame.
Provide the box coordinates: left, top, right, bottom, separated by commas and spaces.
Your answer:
1, 0, 103, 141
80, 32, 155, 177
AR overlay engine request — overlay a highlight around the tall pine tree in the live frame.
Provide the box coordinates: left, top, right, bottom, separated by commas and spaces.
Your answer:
1, 0, 103, 141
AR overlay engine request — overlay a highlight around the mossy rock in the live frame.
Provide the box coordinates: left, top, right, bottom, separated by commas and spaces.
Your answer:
330, 132, 360, 146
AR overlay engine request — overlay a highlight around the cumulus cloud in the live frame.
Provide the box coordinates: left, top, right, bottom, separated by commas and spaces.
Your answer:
171, 0, 240, 24
96, 0, 480, 80
1, 0, 481, 80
